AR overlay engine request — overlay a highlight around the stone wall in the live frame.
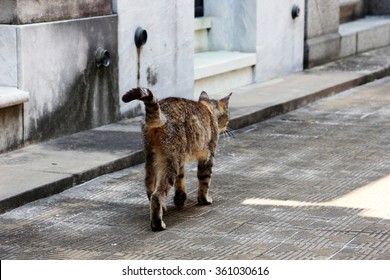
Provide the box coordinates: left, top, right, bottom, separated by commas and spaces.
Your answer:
0, 105, 23, 153
17, 16, 119, 142
0, 0, 112, 24
204, 0, 257, 53
0, 26, 17, 87
113, 0, 194, 117
204, 0, 304, 83
0, 1, 119, 145
304, 0, 340, 68
256, 0, 305, 82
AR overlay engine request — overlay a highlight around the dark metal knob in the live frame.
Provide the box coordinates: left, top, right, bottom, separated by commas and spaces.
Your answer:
135, 27, 148, 48
95, 47, 110, 68
292, 4, 300, 19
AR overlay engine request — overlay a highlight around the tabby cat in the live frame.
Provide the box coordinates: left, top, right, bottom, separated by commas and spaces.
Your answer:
122, 88, 232, 231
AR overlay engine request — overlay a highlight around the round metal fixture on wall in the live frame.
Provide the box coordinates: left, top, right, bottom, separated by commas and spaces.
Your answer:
95, 47, 111, 68
292, 4, 300, 19
135, 27, 148, 48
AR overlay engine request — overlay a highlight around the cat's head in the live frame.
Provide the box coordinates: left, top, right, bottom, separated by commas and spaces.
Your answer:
199, 91, 233, 133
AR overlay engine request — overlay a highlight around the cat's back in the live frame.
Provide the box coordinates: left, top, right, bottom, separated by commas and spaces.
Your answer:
159, 97, 211, 124
157, 97, 217, 150
159, 97, 200, 117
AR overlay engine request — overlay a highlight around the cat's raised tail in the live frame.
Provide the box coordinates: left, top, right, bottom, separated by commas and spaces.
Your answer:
122, 87, 164, 127
122, 87, 157, 103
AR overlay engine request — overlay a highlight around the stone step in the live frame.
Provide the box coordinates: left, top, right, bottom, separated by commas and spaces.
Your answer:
0, 87, 29, 153
194, 51, 256, 95
0, 87, 29, 109
339, 16, 390, 58
195, 17, 211, 53
339, 0, 365, 24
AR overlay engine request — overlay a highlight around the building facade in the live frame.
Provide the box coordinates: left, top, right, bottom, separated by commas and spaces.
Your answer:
1, 0, 389, 152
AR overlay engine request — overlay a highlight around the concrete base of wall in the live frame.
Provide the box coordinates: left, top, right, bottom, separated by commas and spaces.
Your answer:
340, 17, 390, 58
0, 105, 24, 153
0, 87, 29, 153
0, 15, 119, 146
305, 33, 341, 68
305, 16, 390, 68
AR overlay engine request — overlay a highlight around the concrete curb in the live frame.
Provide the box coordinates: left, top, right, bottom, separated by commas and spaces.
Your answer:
229, 67, 390, 130
0, 151, 145, 213
1, 46, 390, 213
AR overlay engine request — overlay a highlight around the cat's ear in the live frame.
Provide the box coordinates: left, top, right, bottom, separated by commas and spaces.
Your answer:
199, 91, 210, 101
221, 92, 233, 106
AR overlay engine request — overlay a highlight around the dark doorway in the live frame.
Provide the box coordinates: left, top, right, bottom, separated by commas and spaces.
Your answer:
195, 0, 204, 17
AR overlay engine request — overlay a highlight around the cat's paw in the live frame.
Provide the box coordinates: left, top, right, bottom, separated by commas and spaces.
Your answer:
198, 195, 213, 205
174, 191, 187, 209
151, 219, 166, 231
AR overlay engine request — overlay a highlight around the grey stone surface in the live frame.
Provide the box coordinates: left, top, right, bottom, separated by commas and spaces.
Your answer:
0, 0, 112, 24
204, 0, 257, 52
0, 87, 29, 153
0, 26, 17, 87
304, 33, 341, 68
115, 0, 195, 117
339, 16, 390, 58
0, 105, 23, 153
306, 16, 390, 68
304, 0, 343, 68
339, 31, 357, 58
305, 0, 339, 39
204, 0, 305, 83
1, 77, 390, 259
255, 0, 305, 82
17, 15, 119, 143
367, 0, 390, 15
357, 22, 390, 52
0, 87, 29, 109
196, 0, 307, 102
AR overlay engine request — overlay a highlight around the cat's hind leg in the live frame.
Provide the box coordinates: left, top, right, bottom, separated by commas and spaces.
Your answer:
150, 187, 167, 231
174, 164, 187, 209
197, 158, 214, 205
150, 158, 178, 231
144, 150, 156, 200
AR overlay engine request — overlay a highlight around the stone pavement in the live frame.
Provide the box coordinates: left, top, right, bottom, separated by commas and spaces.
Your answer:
1, 46, 390, 213
1, 77, 390, 260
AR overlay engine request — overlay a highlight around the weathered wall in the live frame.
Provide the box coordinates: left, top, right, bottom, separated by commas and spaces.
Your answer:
256, 0, 305, 82
204, 0, 304, 83
0, 26, 17, 87
15, 16, 119, 142
304, 0, 340, 68
113, 0, 194, 117
0, 0, 112, 24
204, 0, 257, 53
0, 105, 23, 153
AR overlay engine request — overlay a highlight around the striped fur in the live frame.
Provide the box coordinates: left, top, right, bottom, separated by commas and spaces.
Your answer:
122, 88, 232, 231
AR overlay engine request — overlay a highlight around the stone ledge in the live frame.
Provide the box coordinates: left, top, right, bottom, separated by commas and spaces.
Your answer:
0, 87, 29, 109
339, 16, 390, 57
195, 17, 212, 53
194, 51, 256, 80
194, 17, 212, 31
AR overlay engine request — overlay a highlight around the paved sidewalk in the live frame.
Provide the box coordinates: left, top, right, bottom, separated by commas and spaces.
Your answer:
1, 46, 390, 213
1, 77, 390, 259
